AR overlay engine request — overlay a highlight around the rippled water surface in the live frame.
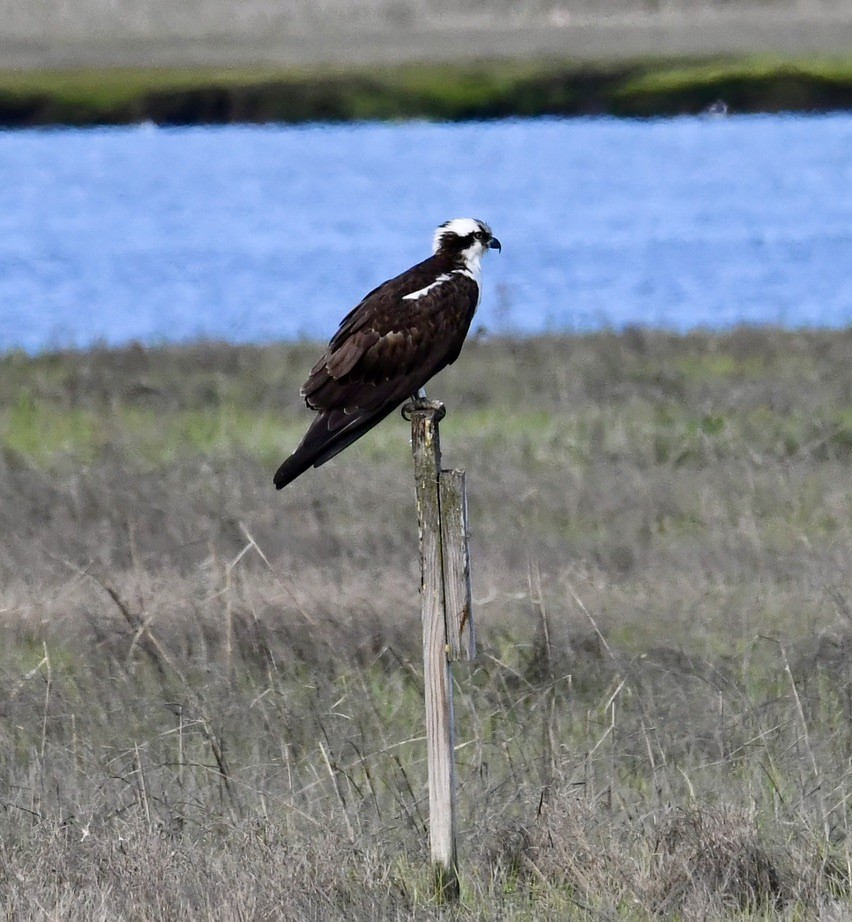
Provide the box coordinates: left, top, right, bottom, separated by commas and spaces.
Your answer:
1, 114, 850, 352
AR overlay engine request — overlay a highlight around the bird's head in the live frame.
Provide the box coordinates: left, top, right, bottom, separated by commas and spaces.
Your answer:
432, 218, 501, 273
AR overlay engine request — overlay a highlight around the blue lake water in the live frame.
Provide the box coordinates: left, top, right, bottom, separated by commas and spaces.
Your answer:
1, 114, 851, 353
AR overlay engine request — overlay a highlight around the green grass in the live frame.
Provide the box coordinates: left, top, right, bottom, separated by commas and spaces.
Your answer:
617, 55, 852, 95
614, 55, 852, 114
0, 400, 294, 465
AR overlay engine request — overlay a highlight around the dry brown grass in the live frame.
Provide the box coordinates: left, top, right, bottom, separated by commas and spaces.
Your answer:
0, 329, 851, 918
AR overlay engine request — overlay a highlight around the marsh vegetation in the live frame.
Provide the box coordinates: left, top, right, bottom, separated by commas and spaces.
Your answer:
1, 329, 850, 918
1, 57, 851, 126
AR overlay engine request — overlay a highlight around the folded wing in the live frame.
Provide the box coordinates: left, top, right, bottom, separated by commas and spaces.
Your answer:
273, 265, 478, 489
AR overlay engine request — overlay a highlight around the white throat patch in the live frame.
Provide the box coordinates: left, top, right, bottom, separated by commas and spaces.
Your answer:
457, 240, 485, 285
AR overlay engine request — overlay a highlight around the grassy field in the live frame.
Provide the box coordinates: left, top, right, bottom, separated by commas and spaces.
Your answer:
1, 329, 851, 918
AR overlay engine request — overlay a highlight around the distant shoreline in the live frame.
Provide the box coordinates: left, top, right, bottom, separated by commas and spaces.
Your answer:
3, 6, 852, 126
0, 56, 851, 127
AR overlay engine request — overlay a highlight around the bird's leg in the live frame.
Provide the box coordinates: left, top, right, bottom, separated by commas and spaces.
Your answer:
402, 386, 429, 415
402, 387, 445, 421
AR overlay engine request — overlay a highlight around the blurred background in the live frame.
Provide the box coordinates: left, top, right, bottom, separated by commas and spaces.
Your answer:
2, 0, 852, 67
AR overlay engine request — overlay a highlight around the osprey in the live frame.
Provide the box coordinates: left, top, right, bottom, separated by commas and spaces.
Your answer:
273, 217, 501, 489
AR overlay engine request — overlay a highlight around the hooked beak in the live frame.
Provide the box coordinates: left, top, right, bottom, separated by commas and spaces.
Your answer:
488, 236, 502, 252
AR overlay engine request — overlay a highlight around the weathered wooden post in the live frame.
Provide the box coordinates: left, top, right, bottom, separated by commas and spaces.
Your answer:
402, 397, 475, 902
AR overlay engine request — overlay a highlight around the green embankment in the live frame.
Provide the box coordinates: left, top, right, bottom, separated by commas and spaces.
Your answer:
0, 56, 850, 126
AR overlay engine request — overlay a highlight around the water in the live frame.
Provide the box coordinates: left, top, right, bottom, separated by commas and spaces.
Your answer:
1, 114, 850, 353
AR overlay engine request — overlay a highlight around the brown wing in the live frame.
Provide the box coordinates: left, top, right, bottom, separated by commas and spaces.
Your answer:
273, 260, 478, 489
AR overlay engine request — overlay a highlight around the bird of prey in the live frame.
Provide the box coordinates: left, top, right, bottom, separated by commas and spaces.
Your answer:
273, 217, 501, 489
